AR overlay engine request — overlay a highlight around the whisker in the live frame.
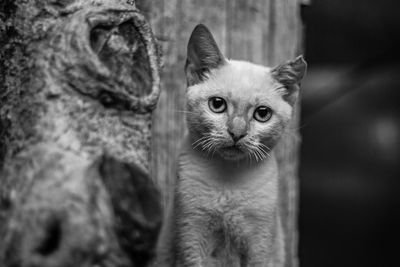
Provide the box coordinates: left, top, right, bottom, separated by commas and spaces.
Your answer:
243, 139, 272, 162
261, 148, 269, 160
203, 138, 216, 155
193, 139, 209, 149
253, 150, 260, 162
211, 145, 217, 158
192, 135, 209, 146
203, 139, 214, 149
255, 149, 263, 162
199, 140, 209, 152
210, 133, 226, 139
245, 143, 259, 162
209, 142, 219, 158
287, 122, 309, 131
204, 140, 216, 157
258, 142, 270, 150
258, 146, 271, 158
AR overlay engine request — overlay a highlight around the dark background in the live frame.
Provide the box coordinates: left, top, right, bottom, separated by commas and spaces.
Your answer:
299, 0, 400, 266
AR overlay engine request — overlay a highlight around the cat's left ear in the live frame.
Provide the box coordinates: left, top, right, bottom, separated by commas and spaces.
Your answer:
185, 24, 226, 86
271, 55, 307, 105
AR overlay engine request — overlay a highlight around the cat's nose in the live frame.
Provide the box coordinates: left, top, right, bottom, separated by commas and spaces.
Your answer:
227, 117, 248, 143
228, 130, 247, 142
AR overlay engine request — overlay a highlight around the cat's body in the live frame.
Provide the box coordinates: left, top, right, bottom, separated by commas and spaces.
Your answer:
156, 24, 306, 267
175, 137, 280, 267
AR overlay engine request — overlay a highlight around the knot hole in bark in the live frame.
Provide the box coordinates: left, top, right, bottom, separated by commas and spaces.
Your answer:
90, 20, 152, 99
34, 215, 62, 257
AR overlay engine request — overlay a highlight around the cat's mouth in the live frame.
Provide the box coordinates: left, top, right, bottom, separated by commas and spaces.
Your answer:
219, 145, 245, 160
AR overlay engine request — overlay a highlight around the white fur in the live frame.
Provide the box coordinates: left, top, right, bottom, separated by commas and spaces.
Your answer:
154, 59, 298, 267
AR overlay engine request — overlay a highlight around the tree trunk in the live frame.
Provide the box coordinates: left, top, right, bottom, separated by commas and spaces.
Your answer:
138, 0, 304, 266
0, 1, 162, 266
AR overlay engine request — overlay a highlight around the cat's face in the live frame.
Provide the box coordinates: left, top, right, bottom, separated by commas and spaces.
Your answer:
186, 60, 292, 161
185, 24, 306, 162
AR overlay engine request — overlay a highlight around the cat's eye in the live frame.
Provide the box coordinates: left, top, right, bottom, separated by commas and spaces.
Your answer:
208, 97, 227, 113
253, 106, 272, 122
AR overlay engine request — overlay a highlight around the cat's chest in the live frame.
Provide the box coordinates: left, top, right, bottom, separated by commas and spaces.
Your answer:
177, 148, 278, 216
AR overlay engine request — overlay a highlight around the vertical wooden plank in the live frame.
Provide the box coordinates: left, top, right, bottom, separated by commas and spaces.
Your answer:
271, 1, 304, 266
138, 0, 183, 206
137, 0, 228, 207
138, 0, 304, 265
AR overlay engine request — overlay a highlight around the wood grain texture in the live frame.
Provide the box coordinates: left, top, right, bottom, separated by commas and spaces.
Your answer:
138, 0, 304, 266
0, 1, 162, 266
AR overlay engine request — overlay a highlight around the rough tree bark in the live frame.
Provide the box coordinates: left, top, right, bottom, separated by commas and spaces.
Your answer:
0, 1, 162, 267
138, 0, 304, 266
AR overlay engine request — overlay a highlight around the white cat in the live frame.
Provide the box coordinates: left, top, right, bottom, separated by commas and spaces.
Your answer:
157, 24, 306, 267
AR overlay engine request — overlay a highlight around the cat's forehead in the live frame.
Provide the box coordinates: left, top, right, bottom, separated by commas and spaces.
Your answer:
208, 60, 279, 97
186, 60, 287, 111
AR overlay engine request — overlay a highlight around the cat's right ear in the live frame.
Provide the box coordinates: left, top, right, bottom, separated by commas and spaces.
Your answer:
185, 24, 226, 86
271, 56, 307, 105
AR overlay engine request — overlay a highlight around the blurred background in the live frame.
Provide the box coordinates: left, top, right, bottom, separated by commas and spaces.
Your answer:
299, 0, 400, 266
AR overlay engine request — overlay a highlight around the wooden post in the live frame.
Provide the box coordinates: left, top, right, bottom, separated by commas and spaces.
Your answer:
0, 1, 162, 266
138, 0, 304, 266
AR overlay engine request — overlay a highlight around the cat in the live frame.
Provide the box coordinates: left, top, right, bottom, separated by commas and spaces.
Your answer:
157, 24, 306, 267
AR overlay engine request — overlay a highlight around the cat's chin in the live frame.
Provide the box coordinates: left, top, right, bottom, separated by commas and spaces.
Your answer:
218, 146, 247, 161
